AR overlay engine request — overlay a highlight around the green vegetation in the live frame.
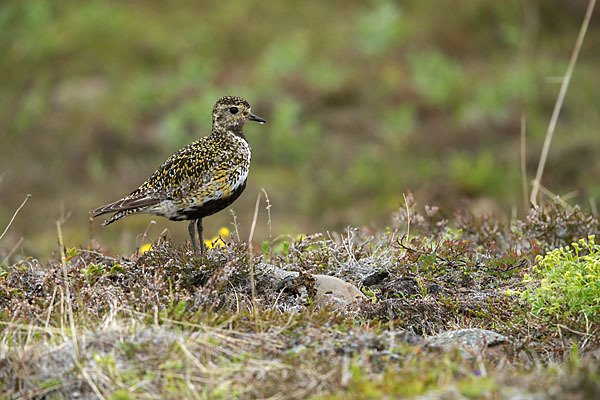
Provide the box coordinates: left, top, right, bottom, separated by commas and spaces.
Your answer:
2, 1, 600, 398
522, 235, 600, 330
1, 201, 600, 398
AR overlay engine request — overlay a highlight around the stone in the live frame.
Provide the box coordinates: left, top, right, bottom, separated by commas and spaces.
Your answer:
260, 263, 366, 307
424, 328, 507, 358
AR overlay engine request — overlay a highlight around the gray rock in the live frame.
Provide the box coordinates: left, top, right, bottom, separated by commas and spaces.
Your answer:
313, 274, 367, 305
425, 328, 507, 358
259, 263, 366, 307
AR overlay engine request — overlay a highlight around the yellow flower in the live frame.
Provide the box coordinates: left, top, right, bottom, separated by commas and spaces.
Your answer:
204, 227, 231, 249
218, 227, 230, 237
204, 237, 224, 249
139, 243, 153, 254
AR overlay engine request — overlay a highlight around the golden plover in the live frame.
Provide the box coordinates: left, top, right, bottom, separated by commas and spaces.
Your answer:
91, 96, 266, 254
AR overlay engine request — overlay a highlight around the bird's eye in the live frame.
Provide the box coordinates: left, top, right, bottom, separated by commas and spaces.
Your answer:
229, 107, 239, 114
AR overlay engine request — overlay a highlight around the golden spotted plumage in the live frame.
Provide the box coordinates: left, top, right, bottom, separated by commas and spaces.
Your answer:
91, 96, 266, 254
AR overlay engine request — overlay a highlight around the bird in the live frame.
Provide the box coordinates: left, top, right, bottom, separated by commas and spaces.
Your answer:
90, 95, 266, 255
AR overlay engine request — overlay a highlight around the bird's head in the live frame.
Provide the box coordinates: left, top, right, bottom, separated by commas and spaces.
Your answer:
212, 96, 266, 136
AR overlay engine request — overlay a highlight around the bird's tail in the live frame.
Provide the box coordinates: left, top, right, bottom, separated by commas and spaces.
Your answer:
99, 210, 132, 226
91, 194, 159, 226
90, 207, 135, 226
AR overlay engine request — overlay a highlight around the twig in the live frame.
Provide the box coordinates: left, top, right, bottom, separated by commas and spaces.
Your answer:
590, 197, 598, 216
556, 323, 594, 339
402, 193, 411, 241
248, 191, 263, 306
56, 221, 78, 355
530, 0, 596, 205
560, 190, 579, 202
339, 227, 357, 271
537, 185, 575, 211
520, 114, 529, 209
261, 188, 272, 240
397, 234, 469, 269
229, 209, 241, 243
178, 339, 209, 373
78, 249, 117, 260
2, 237, 23, 265
137, 220, 156, 254
0, 194, 31, 242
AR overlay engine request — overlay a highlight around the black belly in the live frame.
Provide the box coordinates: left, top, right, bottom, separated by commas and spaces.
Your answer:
171, 180, 247, 221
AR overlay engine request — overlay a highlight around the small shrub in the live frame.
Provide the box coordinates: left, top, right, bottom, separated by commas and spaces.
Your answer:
518, 203, 599, 252
522, 235, 600, 329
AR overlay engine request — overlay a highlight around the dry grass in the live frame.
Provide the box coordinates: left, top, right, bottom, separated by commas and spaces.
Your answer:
1, 200, 600, 398
530, 0, 597, 205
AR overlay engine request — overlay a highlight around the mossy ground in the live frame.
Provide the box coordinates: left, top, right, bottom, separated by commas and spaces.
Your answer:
1, 200, 599, 399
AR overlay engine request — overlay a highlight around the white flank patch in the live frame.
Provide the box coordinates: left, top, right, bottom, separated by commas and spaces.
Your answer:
230, 135, 251, 191
151, 201, 181, 219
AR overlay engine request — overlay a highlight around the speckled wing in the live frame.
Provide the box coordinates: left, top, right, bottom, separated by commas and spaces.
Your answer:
92, 135, 250, 225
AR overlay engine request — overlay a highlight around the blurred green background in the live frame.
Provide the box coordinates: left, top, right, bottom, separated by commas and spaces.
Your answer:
1, 0, 600, 259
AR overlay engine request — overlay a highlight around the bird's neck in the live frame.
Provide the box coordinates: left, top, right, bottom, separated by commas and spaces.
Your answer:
212, 125, 247, 141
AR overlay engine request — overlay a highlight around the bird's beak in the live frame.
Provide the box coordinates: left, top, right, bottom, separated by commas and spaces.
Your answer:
248, 113, 266, 124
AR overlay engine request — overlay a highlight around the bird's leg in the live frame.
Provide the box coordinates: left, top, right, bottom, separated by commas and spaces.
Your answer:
196, 218, 205, 255
188, 220, 198, 254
